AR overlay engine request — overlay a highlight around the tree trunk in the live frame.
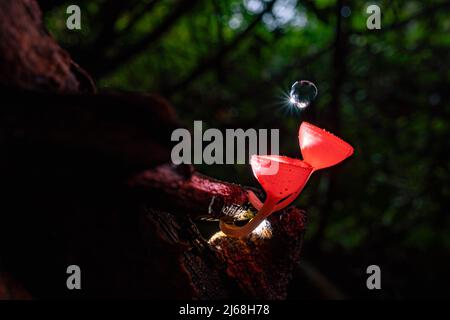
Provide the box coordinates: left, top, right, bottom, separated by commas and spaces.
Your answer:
0, 0, 306, 299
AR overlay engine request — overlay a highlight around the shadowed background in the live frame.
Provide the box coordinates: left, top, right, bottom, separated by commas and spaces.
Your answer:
40, 0, 450, 298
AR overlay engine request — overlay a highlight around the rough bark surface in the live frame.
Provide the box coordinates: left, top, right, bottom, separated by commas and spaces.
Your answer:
0, 0, 307, 299
0, 0, 95, 92
130, 165, 307, 299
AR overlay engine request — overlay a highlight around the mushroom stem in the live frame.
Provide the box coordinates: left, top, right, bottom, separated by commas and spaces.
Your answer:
219, 197, 277, 238
247, 190, 263, 210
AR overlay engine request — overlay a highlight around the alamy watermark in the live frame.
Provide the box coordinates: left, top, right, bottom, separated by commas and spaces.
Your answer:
366, 5, 381, 30
64, 3, 382, 31
66, 265, 81, 290
66, 5, 81, 30
366, 265, 381, 290
171, 121, 280, 173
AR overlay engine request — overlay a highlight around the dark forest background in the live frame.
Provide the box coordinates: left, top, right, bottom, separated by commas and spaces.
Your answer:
39, 0, 450, 298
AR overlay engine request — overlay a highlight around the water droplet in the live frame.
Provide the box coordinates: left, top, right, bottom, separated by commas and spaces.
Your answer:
289, 80, 318, 109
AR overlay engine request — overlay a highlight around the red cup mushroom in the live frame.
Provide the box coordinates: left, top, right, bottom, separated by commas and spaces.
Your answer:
220, 155, 313, 238
220, 122, 354, 238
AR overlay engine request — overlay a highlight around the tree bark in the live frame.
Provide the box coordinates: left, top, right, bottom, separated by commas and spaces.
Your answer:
0, 0, 95, 93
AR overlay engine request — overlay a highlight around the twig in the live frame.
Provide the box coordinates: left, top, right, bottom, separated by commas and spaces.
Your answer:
165, 0, 276, 96
93, 0, 199, 77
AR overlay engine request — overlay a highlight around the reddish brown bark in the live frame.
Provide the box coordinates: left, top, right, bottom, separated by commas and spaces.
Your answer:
0, 0, 94, 92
